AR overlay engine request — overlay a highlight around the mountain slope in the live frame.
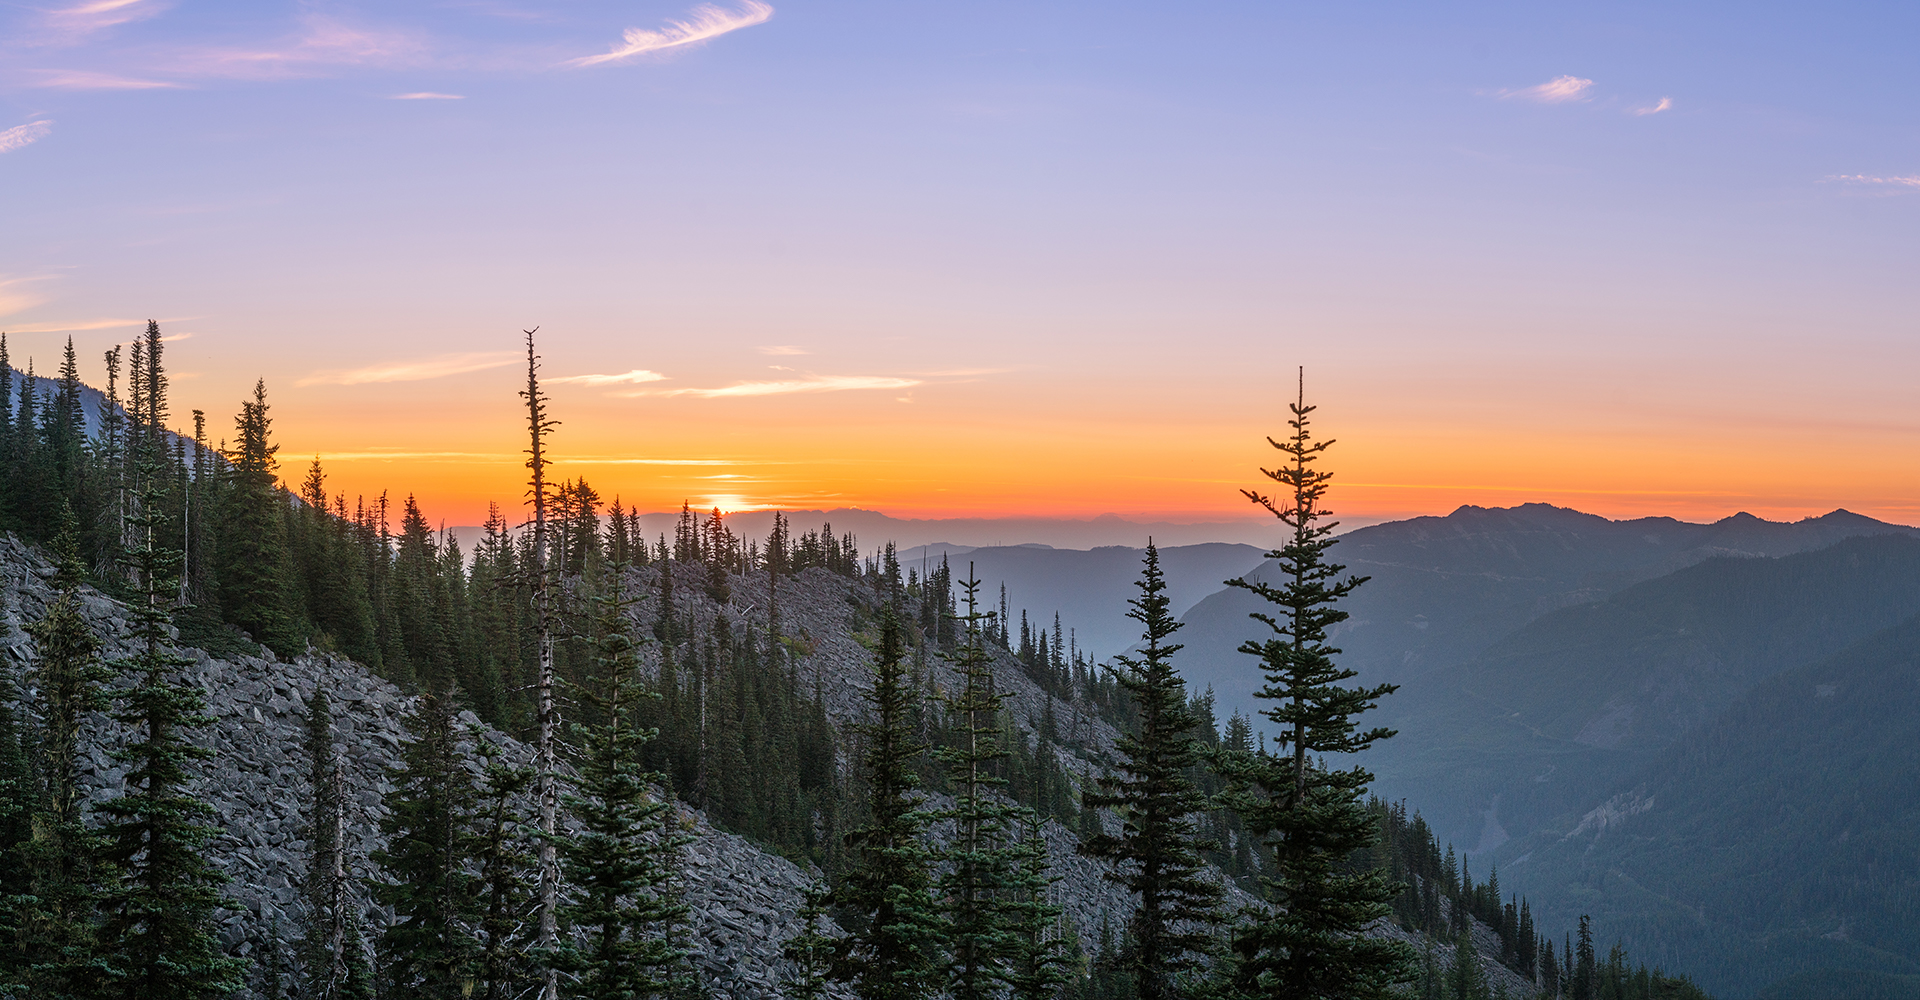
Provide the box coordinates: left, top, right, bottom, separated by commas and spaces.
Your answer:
1366, 533, 1920, 851
1173, 503, 1920, 722
1507, 610, 1920, 998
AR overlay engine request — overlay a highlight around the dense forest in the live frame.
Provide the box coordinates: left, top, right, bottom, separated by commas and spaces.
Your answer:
0, 326, 1707, 999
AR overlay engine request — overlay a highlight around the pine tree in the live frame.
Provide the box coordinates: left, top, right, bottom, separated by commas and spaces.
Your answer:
217, 379, 302, 655
935, 568, 1022, 1000
300, 689, 372, 1000
833, 601, 942, 1000
1213, 371, 1412, 999
1449, 930, 1486, 1000
471, 735, 535, 1000
521, 330, 563, 1000
1572, 916, 1594, 1000
1078, 541, 1222, 1000
1002, 811, 1071, 1000
551, 562, 693, 999
16, 520, 113, 996
782, 881, 837, 1000
372, 691, 479, 998
94, 474, 246, 1000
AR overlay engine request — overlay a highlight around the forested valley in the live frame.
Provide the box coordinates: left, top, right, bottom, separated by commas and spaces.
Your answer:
0, 326, 1708, 1000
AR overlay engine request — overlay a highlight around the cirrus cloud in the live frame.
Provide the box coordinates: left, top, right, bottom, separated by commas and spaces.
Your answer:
632, 374, 920, 398
570, 0, 772, 68
1491, 75, 1594, 103
1827, 173, 1920, 190
548, 368, 668, 386
1631, 97, 1674, 116
297, 350, 520, 386
0, 121, 54, 154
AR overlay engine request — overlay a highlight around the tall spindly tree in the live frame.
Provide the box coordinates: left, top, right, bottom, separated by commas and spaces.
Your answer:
936, 568, 1022, 1000
1080, 541, 1222, 1000
1213, 370, 1412, 999
834, 601, 943, 1000
551, 563, 693, 999
94, 473, 246, 1000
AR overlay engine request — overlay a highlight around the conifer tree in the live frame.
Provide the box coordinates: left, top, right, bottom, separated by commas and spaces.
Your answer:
470, 736, 535, 1000
834, 601, 942, 1000
373, 691, 478, 998
521, 329, 563, 1000
782, 881, 837, 1000
1003, 812, 1071, 1000
94, 475, 246, 1000
1213, 371, 1411, 999
1079, 541, 1221, 999
300, 690, 372, 1000
217, 379, 301, 655
550, 563, 693, 999
936, 569, 1022, 1000
16, 514, 113, 996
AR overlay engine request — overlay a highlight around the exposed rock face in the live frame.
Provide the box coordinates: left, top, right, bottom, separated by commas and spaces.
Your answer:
1, 534, 1534, 999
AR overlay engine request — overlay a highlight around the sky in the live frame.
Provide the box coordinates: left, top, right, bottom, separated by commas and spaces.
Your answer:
3, 0, 1917, 536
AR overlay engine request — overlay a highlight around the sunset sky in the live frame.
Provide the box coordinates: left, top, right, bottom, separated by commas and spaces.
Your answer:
4, 1, 1917, 534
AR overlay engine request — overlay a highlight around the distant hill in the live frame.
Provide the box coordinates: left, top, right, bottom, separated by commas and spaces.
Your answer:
891, 541, 1269, 660
1508, 609, 1920, 998
1366, 533, 1920, 849
1171, 503, 1920, 722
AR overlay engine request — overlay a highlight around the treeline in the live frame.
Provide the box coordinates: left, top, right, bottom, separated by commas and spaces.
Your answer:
0, 333, 1712, 999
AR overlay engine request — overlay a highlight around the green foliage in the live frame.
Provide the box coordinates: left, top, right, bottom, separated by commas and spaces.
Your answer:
1213, 376, 1412, 1000
832, 601, 943, 1000
93, 480, 246, 1000
372, 691, 479, 998
934, 570, 1024, 1000
1078, 542, 1222, 999
550, 564, 694, 999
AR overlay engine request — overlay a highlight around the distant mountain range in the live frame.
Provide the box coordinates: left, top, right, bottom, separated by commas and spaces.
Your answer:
1154, 503, 1920, 999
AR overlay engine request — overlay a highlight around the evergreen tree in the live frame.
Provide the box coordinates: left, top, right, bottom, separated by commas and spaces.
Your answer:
782, 881, 836, 1000
935, 569, 1022, 1000
1213, 372, 1411, 999
1449, 931, 1486, 1000
94, 476, 246, 1000
1079, 542, 1222, 1000
471, 736, 536, 1000
17, 521, 113, 996
299, 690, 372, 1000
833, 601, 942, 1000
1003, 812, 1071, 1000
217, 379, 302, 655
1572, 916, 1594, 1000
372, 691, 478, 998
551, 563, 693, 999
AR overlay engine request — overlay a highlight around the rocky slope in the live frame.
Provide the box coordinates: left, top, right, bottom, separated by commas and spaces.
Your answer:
1, 533, 1532, 999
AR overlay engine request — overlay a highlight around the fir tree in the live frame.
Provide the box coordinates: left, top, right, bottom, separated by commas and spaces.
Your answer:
17, 520, 113, 996
471, 735, 536, 1000
1079, 541, 1222, 1000
782, 881, 837, 1000
1003, 812, 1071, 1000
1213, 371, 1411, 999
935, 568, 1022, 1000
551, 563, 693, 999
217, 379, 302, 655
300, 689, 372, 1000
372, 691, 479, 998
833, 601, 942, 1000
94, 476, 246, 1000
521, 330, 563, 1000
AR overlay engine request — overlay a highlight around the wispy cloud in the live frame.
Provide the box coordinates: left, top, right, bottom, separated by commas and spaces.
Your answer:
44, 0, 166, 36
1827, 173, 1920, 190
547, 368, 668, 386
0, 317, 143, 333
30, 70, 183, 90
389, 91, 463, 100
1630, 97, 1673, 116
297, 350, 520, 386
758, 344, 809, 355
638, 374, 921, 398
570, 0, 773, 68
0, 121, 54, 154
1491, 75, 1594, 103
